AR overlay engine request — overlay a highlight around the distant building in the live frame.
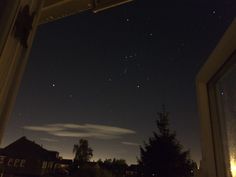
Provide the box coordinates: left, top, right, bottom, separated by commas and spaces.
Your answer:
0, 136, 72, 177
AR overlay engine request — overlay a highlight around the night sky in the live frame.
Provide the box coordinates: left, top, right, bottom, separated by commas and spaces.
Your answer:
2, 0, 236, 165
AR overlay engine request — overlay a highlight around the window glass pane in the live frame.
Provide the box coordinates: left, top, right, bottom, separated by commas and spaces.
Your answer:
216, 53, 236, 177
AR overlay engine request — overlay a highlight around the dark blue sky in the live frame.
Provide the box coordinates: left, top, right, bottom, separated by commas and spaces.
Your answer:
3, 0, 236, 164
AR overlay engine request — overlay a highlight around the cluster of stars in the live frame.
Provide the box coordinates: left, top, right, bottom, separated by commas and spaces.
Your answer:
104, 51, 146, 90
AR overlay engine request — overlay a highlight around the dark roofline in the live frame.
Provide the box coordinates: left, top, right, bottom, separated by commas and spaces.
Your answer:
4, 136, 48, 151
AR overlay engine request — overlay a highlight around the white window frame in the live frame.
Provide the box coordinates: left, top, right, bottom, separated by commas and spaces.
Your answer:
196, 19, 236, 177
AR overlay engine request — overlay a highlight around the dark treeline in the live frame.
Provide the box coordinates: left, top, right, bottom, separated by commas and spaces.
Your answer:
68, 106, 197, 177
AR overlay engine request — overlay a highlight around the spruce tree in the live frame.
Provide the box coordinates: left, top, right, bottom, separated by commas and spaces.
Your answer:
138, 106, 197, 177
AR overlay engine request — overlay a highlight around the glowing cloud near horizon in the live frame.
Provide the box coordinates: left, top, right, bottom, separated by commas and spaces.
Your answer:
23, 123, 136, 140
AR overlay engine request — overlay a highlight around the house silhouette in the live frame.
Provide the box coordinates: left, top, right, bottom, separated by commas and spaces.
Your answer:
0, 136, 72, 177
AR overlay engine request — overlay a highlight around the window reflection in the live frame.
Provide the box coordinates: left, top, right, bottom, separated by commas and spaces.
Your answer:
215, 53, 236, 177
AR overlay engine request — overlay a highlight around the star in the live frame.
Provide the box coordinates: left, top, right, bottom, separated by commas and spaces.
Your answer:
137, 84, 141, 88
126, 18, 130, 22
212, 10, 216, 14
220, 89, 224, 96
51, 83, 56, 87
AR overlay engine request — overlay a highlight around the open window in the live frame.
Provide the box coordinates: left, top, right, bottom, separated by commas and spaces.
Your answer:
0, 0, 133, 144
196, 19, 236, 177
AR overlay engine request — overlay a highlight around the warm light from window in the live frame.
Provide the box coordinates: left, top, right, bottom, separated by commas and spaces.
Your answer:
230, 157, 236, 177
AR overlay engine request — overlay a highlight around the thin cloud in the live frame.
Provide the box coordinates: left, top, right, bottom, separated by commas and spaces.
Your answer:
50, 123, 84, 129
85, 124, 135, 135
23, 123, 136, 140
50, 131, 92, 138
23, 126, 63, 132
48, 123, 135, 135
50, 131, 120, 140
40, 138, 58, 142
122, 142, 140, 146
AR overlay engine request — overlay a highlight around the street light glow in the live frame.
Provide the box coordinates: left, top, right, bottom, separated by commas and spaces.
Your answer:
230, 157, 236, 177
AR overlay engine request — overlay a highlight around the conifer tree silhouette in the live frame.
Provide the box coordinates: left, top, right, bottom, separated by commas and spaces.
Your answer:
139, 105, 197, 177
